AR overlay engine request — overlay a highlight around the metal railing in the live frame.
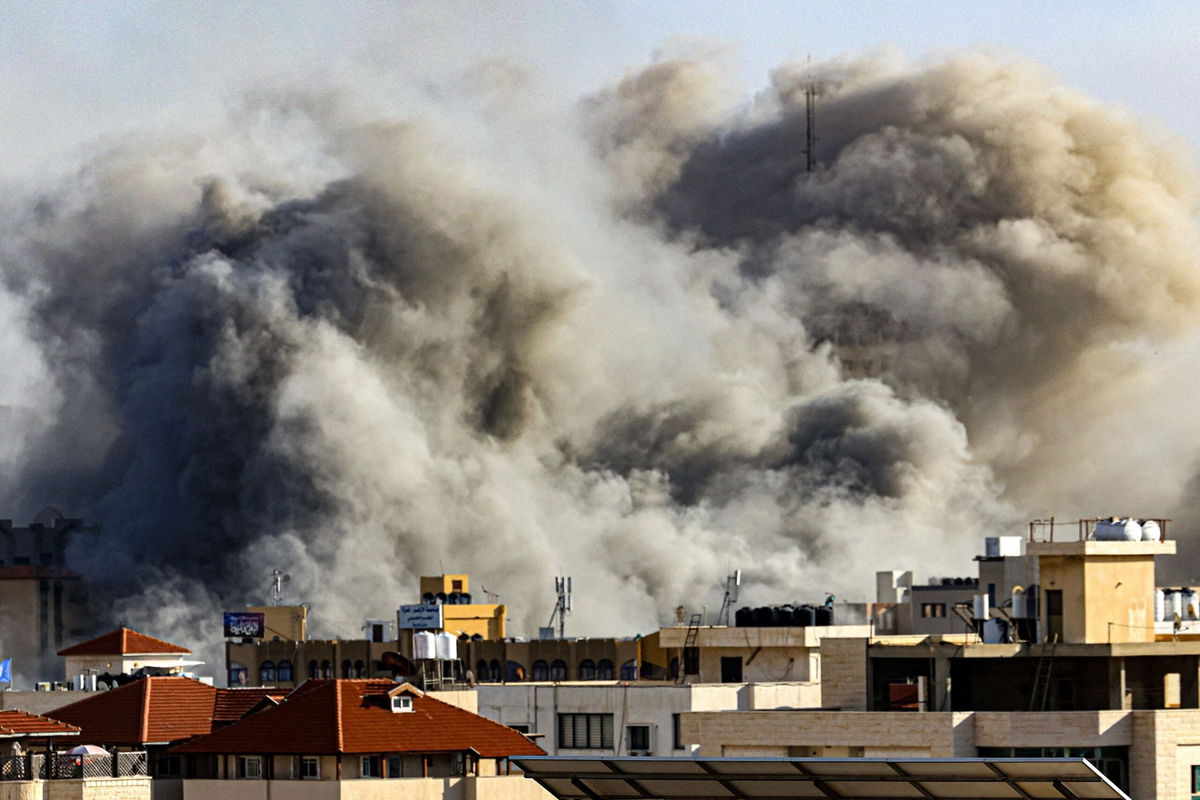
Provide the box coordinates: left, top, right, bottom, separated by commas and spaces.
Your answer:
0, 752, 148, 781
1027, 516, 1171, 543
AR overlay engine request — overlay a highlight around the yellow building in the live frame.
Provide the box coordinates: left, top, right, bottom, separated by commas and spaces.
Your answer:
414, 574, 506, 640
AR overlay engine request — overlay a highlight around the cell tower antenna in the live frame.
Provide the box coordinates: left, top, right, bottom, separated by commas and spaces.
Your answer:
804, 54, 818, 173
270, 569, 291, 606
716, 569, 742, 626
547, 576, 572, 639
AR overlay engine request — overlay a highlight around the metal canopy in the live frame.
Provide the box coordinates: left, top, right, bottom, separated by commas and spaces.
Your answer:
512, 757, 1130, 800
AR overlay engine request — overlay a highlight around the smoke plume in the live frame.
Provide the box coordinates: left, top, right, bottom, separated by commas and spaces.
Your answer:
2, 49, 1198, 674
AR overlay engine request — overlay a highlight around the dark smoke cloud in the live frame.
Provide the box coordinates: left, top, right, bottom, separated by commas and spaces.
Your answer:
0, 50, 1197, 674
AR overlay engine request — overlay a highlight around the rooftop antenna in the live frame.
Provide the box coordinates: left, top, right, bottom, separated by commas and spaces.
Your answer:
270, 569, 291, 606
547, 576, 572, 639
804, 54, 818, 173
717, 570, 742, 626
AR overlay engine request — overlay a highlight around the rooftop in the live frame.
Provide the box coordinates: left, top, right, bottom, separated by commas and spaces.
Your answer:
57, 627, 191, 657
0, 709, 80, 739
173, 679, 546, 757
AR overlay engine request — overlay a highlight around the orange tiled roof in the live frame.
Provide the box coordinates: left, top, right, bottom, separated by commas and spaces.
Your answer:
174, 679, 545, 757
212, 687, 286, 722
0, 709, 80, 738
57, 627, 191, 657
48, 676, 216, 745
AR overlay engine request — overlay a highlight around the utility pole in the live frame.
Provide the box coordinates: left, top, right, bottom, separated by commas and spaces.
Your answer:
717, 570, 742, 626
546, 577, 572, 639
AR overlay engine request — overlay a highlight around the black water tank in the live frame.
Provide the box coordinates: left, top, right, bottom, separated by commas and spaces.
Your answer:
778, 605, 795, 627
752, 606, 773, 626
815, 606, 834, 626
797, 605, 816, 627
735, 607, 753, 627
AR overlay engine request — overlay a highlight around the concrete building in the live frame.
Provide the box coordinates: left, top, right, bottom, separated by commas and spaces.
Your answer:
655, 624, 870, 685
0, 509, 97, 684
415, 575, 507, 640
476, 681, 821, 757
59, 629, 201, 688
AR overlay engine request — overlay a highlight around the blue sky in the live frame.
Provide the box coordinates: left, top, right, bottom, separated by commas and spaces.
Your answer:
2, 1, 1198, 179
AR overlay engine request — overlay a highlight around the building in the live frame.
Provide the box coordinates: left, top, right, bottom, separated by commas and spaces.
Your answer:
0, 510, 98, 685
170, 678, 547, 800
676, 517, 1200, 800
415, 574, 507, 640
58, 628, 201, 688
476, 681, 821, 757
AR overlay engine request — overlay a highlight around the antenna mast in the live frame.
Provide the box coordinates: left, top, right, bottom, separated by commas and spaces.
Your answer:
547, 576, 572, 639
804, 55, 817, 173
270, 569, 291, 606
717, 570, 742, 626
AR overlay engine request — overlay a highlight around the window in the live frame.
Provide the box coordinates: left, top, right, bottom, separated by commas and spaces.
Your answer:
308, 660, 319, 679
361, 756, 381, 778
260, 661, 277, 683
156, 755, 181, 777
237, 756, 262, 779
532, 660, 549, 681
579, 659, 596, 680
720, 656, 742, 683
300, 756, 319, 779
228, 662, 248, 686
507, 661, 525, 681
354, 660, 367, 678
558, 713, 613, 749
509, 724, 531, 734
391, 695, 414, 713
341, 660, 352, 678
489, 660, 502, 682
387, 756, 402, 779
920, 603, 947, 618
320, 660, 332, 678
278, 661, 294, 682
550, 659, 567, 681
1192, 764, 1200, 794
620, 659, 638, 681
672, 714, 683, 750
626, 725, 651, 753
452, 580, 463, 592
596, 659, 614, 680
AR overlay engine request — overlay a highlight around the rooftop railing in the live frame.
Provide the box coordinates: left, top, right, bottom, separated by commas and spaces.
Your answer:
0, 752, 148, 781
1027, 517, 1171, 543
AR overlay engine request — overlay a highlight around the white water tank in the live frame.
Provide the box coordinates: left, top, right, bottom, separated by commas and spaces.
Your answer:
1141, 520, 1161, 542
1185, 590, 1199, 621
413, 631, 437, 660
1156, 589, 1167, 622
435, 631, 457, 660
973, 594, 990, 621
1095, 518, 1141, 541
1011, 587, 1027, 619
1169, 591, 1185, 620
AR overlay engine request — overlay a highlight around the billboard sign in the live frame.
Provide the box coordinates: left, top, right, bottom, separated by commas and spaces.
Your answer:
398, 604, 443, 630
224, 611, 265, 638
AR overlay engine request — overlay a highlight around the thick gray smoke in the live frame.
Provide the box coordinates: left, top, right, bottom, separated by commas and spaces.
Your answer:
1, 50, 1198, 671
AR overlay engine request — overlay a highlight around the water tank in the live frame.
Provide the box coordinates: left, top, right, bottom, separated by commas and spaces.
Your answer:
1011, 587, 1026, 619
973, 594, 990, 621
1169, 590, 1184, 620
413, 631, 437, 660
815, 606, 833, 626
435, 631, 457, 660
461, 593, 472, 604
1141, 520, 1161, 542
752, 607, 773, 626
448, 592, 461, 605
734, 607, 753, 627
1095, 518, 1141, 541
797, 605, 816, 627
1155, 589, 1166, 622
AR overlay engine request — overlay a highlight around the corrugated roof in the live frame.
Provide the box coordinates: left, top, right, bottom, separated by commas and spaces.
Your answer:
0, 709, 80, 738
57, 627, 191, 657
174, 679, 545, 757
49, 676, 216, 745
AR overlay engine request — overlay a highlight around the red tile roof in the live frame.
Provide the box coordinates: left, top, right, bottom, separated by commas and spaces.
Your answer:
173, 680, 545, 757
48, 676, 216, 745
0, 710, 80, 738
57, 627, 191, 657
212, 688, 287, 723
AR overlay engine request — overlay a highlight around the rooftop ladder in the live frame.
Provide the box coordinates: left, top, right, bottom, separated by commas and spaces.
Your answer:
678, 613, 702, 685
1028, 635, 1058, 711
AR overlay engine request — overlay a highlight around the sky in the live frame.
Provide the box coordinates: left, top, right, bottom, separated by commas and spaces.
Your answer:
2, 1, 1199, 182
